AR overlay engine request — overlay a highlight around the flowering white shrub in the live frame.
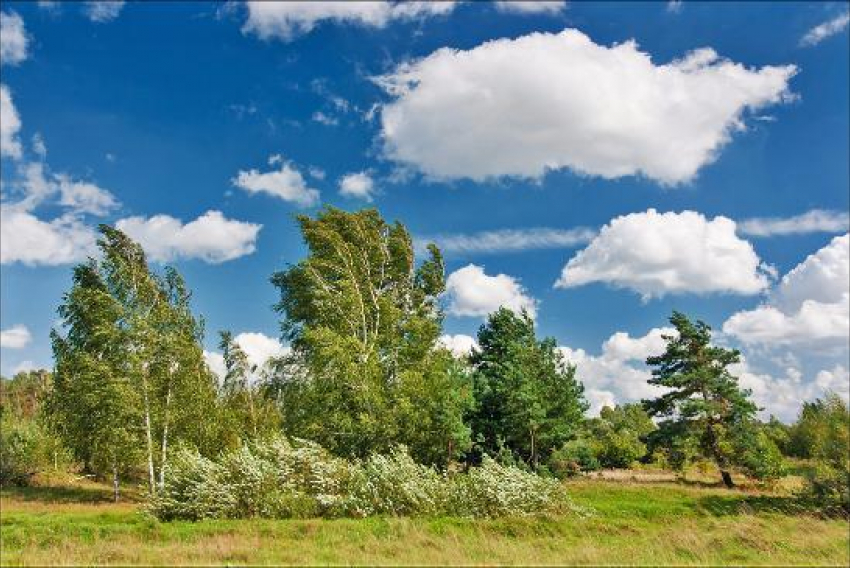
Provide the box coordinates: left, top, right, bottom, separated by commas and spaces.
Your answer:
447, 457, 570, 517
147, 437, 577, 521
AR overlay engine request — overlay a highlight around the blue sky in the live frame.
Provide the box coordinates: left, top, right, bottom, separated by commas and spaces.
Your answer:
1, 1, 848, 420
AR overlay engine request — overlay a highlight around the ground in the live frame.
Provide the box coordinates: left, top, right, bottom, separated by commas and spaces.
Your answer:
1, 471, 847, 566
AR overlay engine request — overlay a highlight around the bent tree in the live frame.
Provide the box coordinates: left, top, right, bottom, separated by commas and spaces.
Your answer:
269, 207, 472, 465
642, 311, 758, 488
49, 226, 215, 498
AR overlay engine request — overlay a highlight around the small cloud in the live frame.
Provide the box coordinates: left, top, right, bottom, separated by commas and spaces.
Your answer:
32, 133, 47, 159
83, 1, 125, 23
312, 110, 338, 126
445, 264, 537, 319
800, 11, 849, 47
338, 171, 376, 201
1, 324, 32, 349
116, 210, 262, 264
1, 10, 28, 66
738, 209, 850, 237
232, 157, 320, 208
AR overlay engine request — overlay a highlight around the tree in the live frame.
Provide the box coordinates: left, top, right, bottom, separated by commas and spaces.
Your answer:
49, 258, 142, 500
642, 311, 762, 488
788, 393, 849, 510
269, 207, 471, 465
587, 403, 656, 468
1, 370, 70, 486
217, 330, 280, 446
469, 307, 587, 470
49, 226, 217, 499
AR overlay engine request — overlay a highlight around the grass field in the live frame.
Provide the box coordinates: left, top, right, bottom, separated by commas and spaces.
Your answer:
1, 475, 848, 566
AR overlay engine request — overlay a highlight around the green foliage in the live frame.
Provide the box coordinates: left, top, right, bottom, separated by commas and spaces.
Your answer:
148, 437, 576, 521
269, 207, 471, 465
790, 393, 849, 511
587, 404, 656, 469
762, 415, 792, 456
0, 371, 72, 486
642, 311, 762, 487
732, 428, 787, 481
548, 437, 600, 478
48, 226, 220, 495
215, 331, 281, 448
469, 308, 587, 470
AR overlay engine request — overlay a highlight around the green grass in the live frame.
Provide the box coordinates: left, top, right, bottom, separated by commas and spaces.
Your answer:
1, 478, 848, 565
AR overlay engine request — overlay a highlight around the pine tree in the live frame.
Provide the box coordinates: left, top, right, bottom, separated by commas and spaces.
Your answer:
470, 308, 587, 470
643, 311, 759, 488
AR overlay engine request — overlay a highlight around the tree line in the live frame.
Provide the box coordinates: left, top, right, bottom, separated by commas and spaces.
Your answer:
1, 207, 847, 510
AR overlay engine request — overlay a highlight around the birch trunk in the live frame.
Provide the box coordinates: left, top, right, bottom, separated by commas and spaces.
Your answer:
159, 381, 173, 489
112, 463, 120, 503
142, 370, 156, 496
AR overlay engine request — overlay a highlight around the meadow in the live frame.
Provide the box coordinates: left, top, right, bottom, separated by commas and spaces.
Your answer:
2, 472, 847, 566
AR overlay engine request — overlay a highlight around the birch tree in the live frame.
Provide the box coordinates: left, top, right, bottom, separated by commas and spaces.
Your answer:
49, 226, 216, 496
269, 207, 471, 465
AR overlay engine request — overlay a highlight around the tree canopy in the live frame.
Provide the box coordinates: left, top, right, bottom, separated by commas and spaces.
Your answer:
269, 207, 471, 465
469, 307, 587, 470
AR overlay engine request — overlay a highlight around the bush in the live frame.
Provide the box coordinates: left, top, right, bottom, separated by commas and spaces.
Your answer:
735, 430, 787, 482
548, 438, 600, 478
148, 437, 578, 521
449, 457, 570, 517
0, 416, 69, 487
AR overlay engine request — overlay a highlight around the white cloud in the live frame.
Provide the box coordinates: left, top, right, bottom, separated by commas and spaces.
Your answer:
57, 175, 119, 216
1, 85, 22, 159
235, 332, 288, 369
731, 358, 849, 421
445, 264, 537, 319
338, 171, 376, 201
32, 133, 47, 159
242, 1, 455, 42
666, 0, 683, 14
116, 210, 261, 264
312, 111, 338, 126
203, 350, 226, 381
738, 209, 850, 237
559, 327, 674, 415
232, 157, 320, 208
556, 209, 773, 299
6, 160, 119, 215
377, 28, 796, 184
494, 1, 566, 14
205, 332, 288, 383
37, 1, 61, 12
438, 334, 478, 358
83, 1, 125, 23
0, 325, 31, 349
0, 11, 28, 66
422, 226, 595, 255
800, 11, 849, 47
0, 209, 98, 266
723, 233, 849, 349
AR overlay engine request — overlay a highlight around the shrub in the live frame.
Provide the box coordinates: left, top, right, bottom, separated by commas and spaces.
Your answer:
148, 437, 578, 521
448, 457, 571, 517
548, 438, 600, 478
0, 416, 69, 487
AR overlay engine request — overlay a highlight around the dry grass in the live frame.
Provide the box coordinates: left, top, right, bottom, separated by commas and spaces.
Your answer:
1, 476, 847, 566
